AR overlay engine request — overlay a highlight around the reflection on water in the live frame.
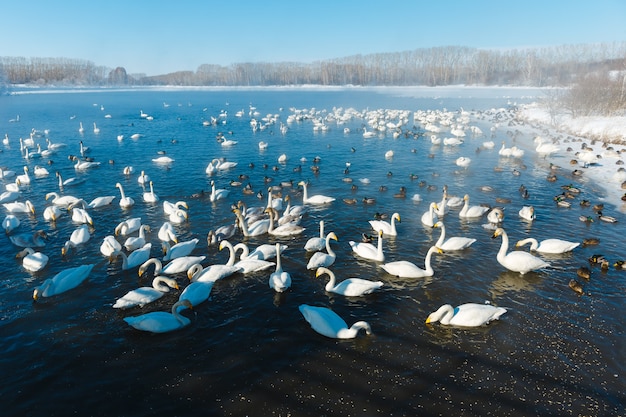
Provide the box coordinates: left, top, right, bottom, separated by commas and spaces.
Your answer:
0, 88, 624, 416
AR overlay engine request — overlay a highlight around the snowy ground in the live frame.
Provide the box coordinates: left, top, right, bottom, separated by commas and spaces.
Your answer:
517, 102, 626, 211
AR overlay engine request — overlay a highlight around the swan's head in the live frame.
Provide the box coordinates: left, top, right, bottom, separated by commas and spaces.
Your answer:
218, 240, 229, 251
327, 231, 338, 242
297, 180, 306, 187
432, 221, 444, 229
393, 213, 401, 222
187, 263, 202, 280
491, 228, 505, 239
463, 194, 470, 201
315, 267, 332, 278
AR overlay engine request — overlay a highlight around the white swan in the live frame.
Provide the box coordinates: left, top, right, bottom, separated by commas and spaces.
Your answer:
421, 202, 439, 227
78, 122, 84, 134
113, 276, 179, 309
381, 246, 442, 278
518, 206, 535, 221
73, 156, 100, 171
0, 190, 20, 204
369, 212, 401, 236
266, 207, 305, 237
152, 156, 175, 164
298, 181, 335, 204
269, 243, 292, 292
306, 232, 338, 270
487, 207, 504, 224
16, 247, 49, 272
3, 200, 35, 214
93, 122, 100, 134
232, 208, 269, 237
187, 262, 241, 283
139, 255, 207, 277
16, 166, 31, 185
210, 180, 229, 202
62, 224, 91, 256
158, 221, 178, 243
123, 300, 193, 333
299, 304, 372, 339
45, 192, 80, 207
316, 267, 382, 296
238, 242, 287, 261
33, 165, 49, 177
162, 238, 199, 261
123, 225, 150, 252
163, 200, 188, 216
110, 243, 152, 271
433, 222, 476, 250
515, 237, 580, 254
100, 235, 122, 257
534, 136, 560, 155
219, 240, 275, 274
3, 214, 20, 233
492, 228, 550, 274
9, 230, 47, 248
115, 217, 142, 236
143, 181, 159, 203
137, 170, 150, 185
169, 209, 188, 224
426, 303, 507, 327
178, 281, 214, 307
115, 182, 135, 209
304, 220, 326, 252
70, 207, 93, 226
459, 194, 489, 218
33, 264, 95, 300
349, 230, 385, 262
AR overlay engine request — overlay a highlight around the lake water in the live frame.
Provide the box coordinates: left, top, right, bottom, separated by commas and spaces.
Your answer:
1, 87, 624, 416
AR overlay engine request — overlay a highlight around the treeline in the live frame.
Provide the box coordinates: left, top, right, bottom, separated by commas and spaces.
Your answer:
1, 42, 624, 91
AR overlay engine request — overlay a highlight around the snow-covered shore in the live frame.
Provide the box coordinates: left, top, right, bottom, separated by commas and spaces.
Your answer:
517, 102, 626, 211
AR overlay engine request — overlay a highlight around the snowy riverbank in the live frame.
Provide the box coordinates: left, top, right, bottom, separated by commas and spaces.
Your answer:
517, 102, 626, 211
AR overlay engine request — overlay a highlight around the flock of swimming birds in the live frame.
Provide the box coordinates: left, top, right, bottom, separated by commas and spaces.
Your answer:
2, 102, 623, 338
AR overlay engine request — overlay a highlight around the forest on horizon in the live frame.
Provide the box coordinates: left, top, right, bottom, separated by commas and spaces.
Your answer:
1, 42, 625, 88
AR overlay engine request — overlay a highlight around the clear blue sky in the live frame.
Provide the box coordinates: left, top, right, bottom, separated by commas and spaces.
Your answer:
1, 0, 624, 76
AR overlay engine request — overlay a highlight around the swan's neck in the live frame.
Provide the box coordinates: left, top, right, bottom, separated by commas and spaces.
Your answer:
323, 270, 336, 291
319, 221, 324, 238
439, 306, 455, 325
460, 199, 469, 216
435, 225, 445, 248
301, 184, 308, 202
343, 321, 371, 338
423, 247, 435, 274
118, 186, 126, 199
497, 231, 509, 262
519, 238, 538, 251
325, 237, 335, 257
223, 242, 236, 266
275, 247, 282, 272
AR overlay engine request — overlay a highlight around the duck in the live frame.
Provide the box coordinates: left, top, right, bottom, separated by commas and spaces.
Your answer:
613, 260, 626, 270
32, 264, 95, 300
2, 214, 20, 234
568, 280, 584, 295
368, 212, 401, 236
109, 243, 152, 271
518, 206, 535, 221
306, 232, 338, 270
425, 303, 507, 327
515, 237, 580, 254
162, 238, 199, 261
9, 230, 47, 248
298, 180, 335, 204
304, 220, 326, 252
316, 267, 382, 296
597, 211, 618, 223
380, 246, 443, 278
16, 247, 49, 272
62, 224, 92, 256
115, 182, 135, 209
459, 194, 489, 218
123, 225, 150, 252
269, 243, 292, 292
349, 230, 385, 262
433, 222, 476, 250
299, 304, 372, 339
139, 255, 206, 277
420, 202, 439, 227
113, 276, 179, 309
577, 266, 591, 279
491, 228, 550, 274
123, 300, 193, 333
